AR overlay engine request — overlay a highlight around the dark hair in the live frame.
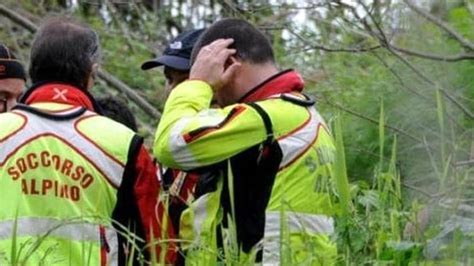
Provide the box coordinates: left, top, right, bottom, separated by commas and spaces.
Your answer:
29, 17, 100, 89
191, 18, 274, 65
96, 96, 138, 131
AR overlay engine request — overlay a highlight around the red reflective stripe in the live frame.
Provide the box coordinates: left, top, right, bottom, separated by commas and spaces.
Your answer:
74, 114, 126, 167
183, 105, 246, 143
100, 225, 107, 266
277, 108, 311, 141
0, 133, 119, 189
279, 123, 323, 171
0, 112, 27, 143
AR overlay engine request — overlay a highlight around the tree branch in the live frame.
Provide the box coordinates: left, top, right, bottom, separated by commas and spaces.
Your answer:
403, 0, 474, 51
0, 4, 37, 33
370, 51, 428, 100
286, 26, 381, 53
0, 3, 162, 120
391, 45, 474, 62
389, 48, 474, 120
341, 1, 474, 61
316, 96, 423, 143
104, 0, 135, 52
306, 44, 382, 53
402, 182, 433, 198
356, 1, 474, 120
370, 51, 466, 127
455, 160, 474, 167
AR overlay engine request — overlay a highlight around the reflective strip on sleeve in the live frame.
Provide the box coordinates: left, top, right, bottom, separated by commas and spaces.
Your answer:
0, 110, 125, 187
262, 211, 334, 264
167, 117, 201, 170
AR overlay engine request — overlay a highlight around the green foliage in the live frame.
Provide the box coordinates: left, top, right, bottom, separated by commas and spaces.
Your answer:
1, 0, 473, 264
449, 7, 474, 40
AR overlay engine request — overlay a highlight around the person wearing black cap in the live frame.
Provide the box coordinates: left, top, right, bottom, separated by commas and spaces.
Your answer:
0, 43, 26, 113
141, 28, 205, 94
142, 29, 208, 266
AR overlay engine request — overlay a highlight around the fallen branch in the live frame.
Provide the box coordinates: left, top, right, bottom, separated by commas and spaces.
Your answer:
97, 71, 161, 119
0, 4, 37, 33
0, 3, 162, 120
455, 160, 474, 167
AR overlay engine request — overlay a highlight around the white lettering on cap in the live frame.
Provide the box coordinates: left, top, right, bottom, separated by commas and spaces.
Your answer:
169, 41, 182, 49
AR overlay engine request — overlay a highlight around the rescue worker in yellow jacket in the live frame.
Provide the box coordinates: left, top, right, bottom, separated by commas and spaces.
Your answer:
154, 18, 337, 265
0, 17, 176, 265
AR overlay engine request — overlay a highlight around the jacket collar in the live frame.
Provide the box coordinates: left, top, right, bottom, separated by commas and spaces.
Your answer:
238, 69, 305, 103
22, 82, 100, 112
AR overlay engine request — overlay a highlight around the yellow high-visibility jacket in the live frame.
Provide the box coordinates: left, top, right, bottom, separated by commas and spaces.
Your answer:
154, 70, 337, 265
0, 83, 172, 265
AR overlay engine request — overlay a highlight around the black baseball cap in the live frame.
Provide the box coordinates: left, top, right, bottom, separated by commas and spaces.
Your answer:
141, 29, 205, 71
0, 43, 26, 81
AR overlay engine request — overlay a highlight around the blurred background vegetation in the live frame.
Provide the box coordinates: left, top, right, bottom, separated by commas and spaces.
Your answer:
1, 0, 473, 264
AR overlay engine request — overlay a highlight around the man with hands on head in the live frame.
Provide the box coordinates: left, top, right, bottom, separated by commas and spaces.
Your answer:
154, 18, 337, 265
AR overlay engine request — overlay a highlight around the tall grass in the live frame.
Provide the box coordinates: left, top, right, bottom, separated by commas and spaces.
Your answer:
4, 102, 472, 265
333, 115, 352, 217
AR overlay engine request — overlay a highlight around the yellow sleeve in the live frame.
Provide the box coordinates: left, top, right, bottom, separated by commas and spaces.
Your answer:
153, 80, 267, 170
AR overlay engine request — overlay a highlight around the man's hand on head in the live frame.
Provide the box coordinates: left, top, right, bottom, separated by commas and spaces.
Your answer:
190, 39, 241, 91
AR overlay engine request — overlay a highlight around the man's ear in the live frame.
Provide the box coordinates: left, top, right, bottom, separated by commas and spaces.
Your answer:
224, 56, 238, 70
86, 63, 100, 90
91, 63, 99, 77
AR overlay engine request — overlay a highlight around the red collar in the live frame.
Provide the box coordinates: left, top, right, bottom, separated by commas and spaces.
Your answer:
239, 69, 305, 103
24, 83, 95, 111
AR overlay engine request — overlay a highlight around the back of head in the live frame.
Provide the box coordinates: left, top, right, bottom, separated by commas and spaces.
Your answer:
96, 96, 138, 132
191, 18, 274, 65
29, 17, 100, 89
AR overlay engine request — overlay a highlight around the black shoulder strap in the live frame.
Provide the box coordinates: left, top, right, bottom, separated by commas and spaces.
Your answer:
13, 104, 87, 120
113, 134, 150, 264
247, 102, 274, 145
281, 92, 315, 107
